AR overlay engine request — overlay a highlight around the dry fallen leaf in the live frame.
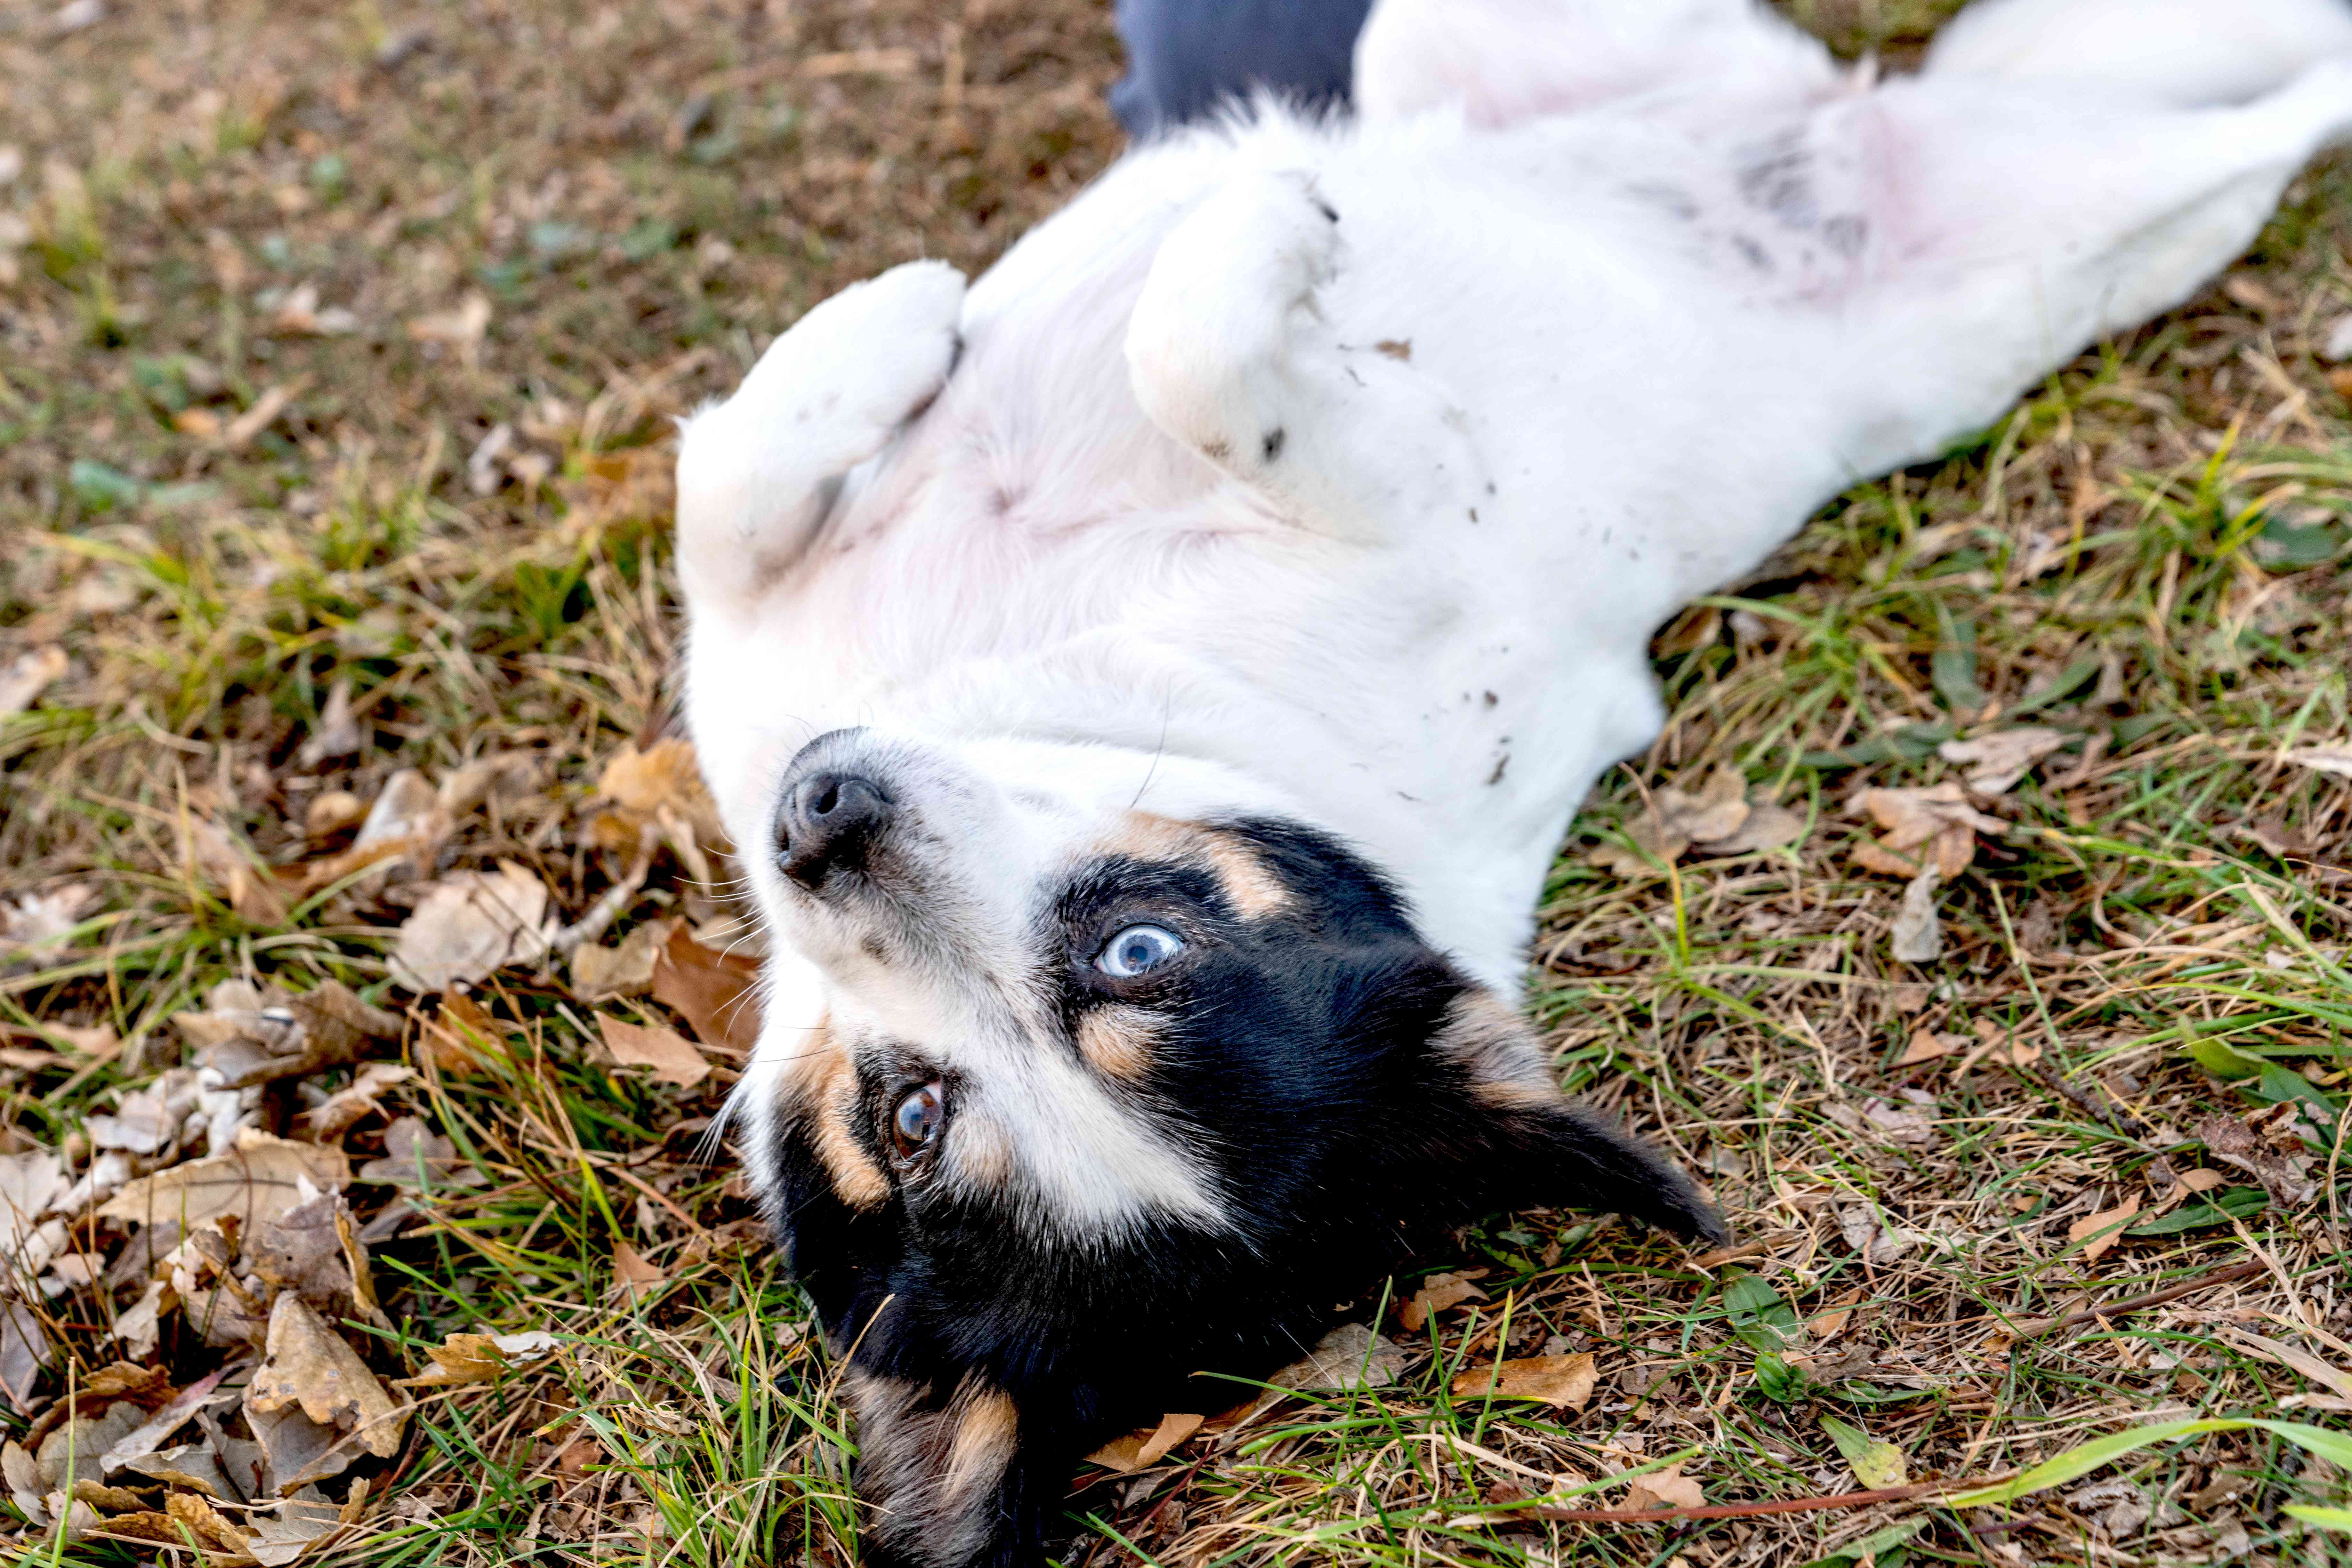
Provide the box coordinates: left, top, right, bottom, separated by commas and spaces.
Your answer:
1623, 1461, 1704, 1512
85, 1082, 178, 1155
593, 736, 725, 848
2176, 1167, 2227, 1194
1273, 1323, 1410, 1394
652, 926, 762, 1055
1937, 727, 2068, 794
2200, 1105, 2318, 1208
247, 1482, 351, 1565
1839, 1205, 1916, 1266
248, 1191, 383, 1327
248, 1292, 407, 1460
570, 916, 677, 1002
0, 644, 67, 718
1808, 1287, 1865, 1339
1707, 800, 1809, 856
1853, 782, 2005, 878
97, 1130, 348, 1232
611, 1240, 665, 1304
2066, 1194, 2141, 1263
417, 993, 496, 1077
1888, 866, 1944, 964
184, 979, 400, 1090
406, 292, 491, 367
0, 1149, 68, 1259
1448, 1352, 1597, 1409
100, 1366, 230, 1474
0, 1298, 52, 1410
1591, 768, 1807, 874
1831, 1096, 1937, 1147
184, 816, 291, 926
303, 790, 366, 840
0, 882, 96, 956
299, 1063, 413, 1140
355, 1116, 487, 1191
166, 1490, 251, 1551
599, 1015, 710, 1089
1398, 1271, 1487, 1331
2284, 747, 2352, 781
1896, 1029, 1957, 1066
398, 1329, 563, 1389
1663, 767, 1751, 843
1085, 1410, 1205, 1472
388, 862, 555, 992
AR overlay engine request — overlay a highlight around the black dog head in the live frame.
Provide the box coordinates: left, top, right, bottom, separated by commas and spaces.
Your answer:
733, 752, 1724, 1568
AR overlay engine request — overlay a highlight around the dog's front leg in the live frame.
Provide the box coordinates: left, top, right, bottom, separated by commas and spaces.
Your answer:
1125, 170, 1486, 542
676, 259, 966, 620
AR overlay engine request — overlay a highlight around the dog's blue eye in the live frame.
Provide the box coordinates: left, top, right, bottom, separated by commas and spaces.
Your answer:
1097, 923, 1184, 978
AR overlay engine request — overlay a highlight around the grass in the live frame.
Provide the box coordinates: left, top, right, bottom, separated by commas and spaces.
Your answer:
2, 0, 2351, 1564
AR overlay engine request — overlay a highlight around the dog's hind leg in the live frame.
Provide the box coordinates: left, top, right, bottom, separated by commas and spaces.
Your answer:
675, 260, 965, 623
1928, 0, 2352, 110
1124, 168, 1488, 543
1353, 0, 1835, 127
1793, 57, 2352, 481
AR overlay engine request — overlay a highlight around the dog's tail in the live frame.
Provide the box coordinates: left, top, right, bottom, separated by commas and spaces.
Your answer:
1928, 0, 2352, 109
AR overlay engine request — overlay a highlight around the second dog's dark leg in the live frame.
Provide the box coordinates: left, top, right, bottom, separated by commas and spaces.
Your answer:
1109, 0, 1377, 137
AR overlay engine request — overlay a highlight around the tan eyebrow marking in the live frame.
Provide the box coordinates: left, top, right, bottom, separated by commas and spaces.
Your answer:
1105, 811, 1293, 918
1433, 989, 1562, 1110
797, 1018, 891, 1209
1075, 1003, 1160, 1080
1201, 834, 1290, 918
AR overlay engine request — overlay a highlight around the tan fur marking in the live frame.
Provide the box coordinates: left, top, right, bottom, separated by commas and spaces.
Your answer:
1104, 812, 1291, 919
802, 1024, 891, 1209
1076, 1004, 1159, 1079
846, 1369, 1018, 1565
1435, 991, 1563, 1109
952, 1113, 1013, 1189
941, 1386, 1018, 1506
1102, 811, 1201, 865
1202, 834, 1292, 918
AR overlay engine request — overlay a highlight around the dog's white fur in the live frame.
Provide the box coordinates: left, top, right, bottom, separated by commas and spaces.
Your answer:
682, 0, 2352, 1237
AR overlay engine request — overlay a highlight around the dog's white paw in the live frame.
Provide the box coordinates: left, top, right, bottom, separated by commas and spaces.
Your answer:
737, 257, 966, 438
678, 260, 967, 613
1126, 170, 1342, 470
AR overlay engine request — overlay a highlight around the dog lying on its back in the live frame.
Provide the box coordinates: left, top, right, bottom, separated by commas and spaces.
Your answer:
674, 1, 2352, 1562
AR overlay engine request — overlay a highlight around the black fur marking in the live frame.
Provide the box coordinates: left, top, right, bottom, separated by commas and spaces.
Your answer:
1261, 426, 1286, 462
1822, 213, 1868, 258
765, 816, 1723, 1568
1737, 129, 1818, 228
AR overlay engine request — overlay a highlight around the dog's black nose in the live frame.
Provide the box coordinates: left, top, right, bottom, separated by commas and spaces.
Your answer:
777, 770, 893, 889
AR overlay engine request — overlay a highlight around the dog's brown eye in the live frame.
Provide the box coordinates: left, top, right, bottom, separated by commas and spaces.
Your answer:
890, 1080, 946, 1165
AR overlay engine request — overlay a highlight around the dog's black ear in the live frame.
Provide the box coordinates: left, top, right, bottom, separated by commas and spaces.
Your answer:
1509, 1097, 1730, 1244
1367, 986, 1729, 1245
